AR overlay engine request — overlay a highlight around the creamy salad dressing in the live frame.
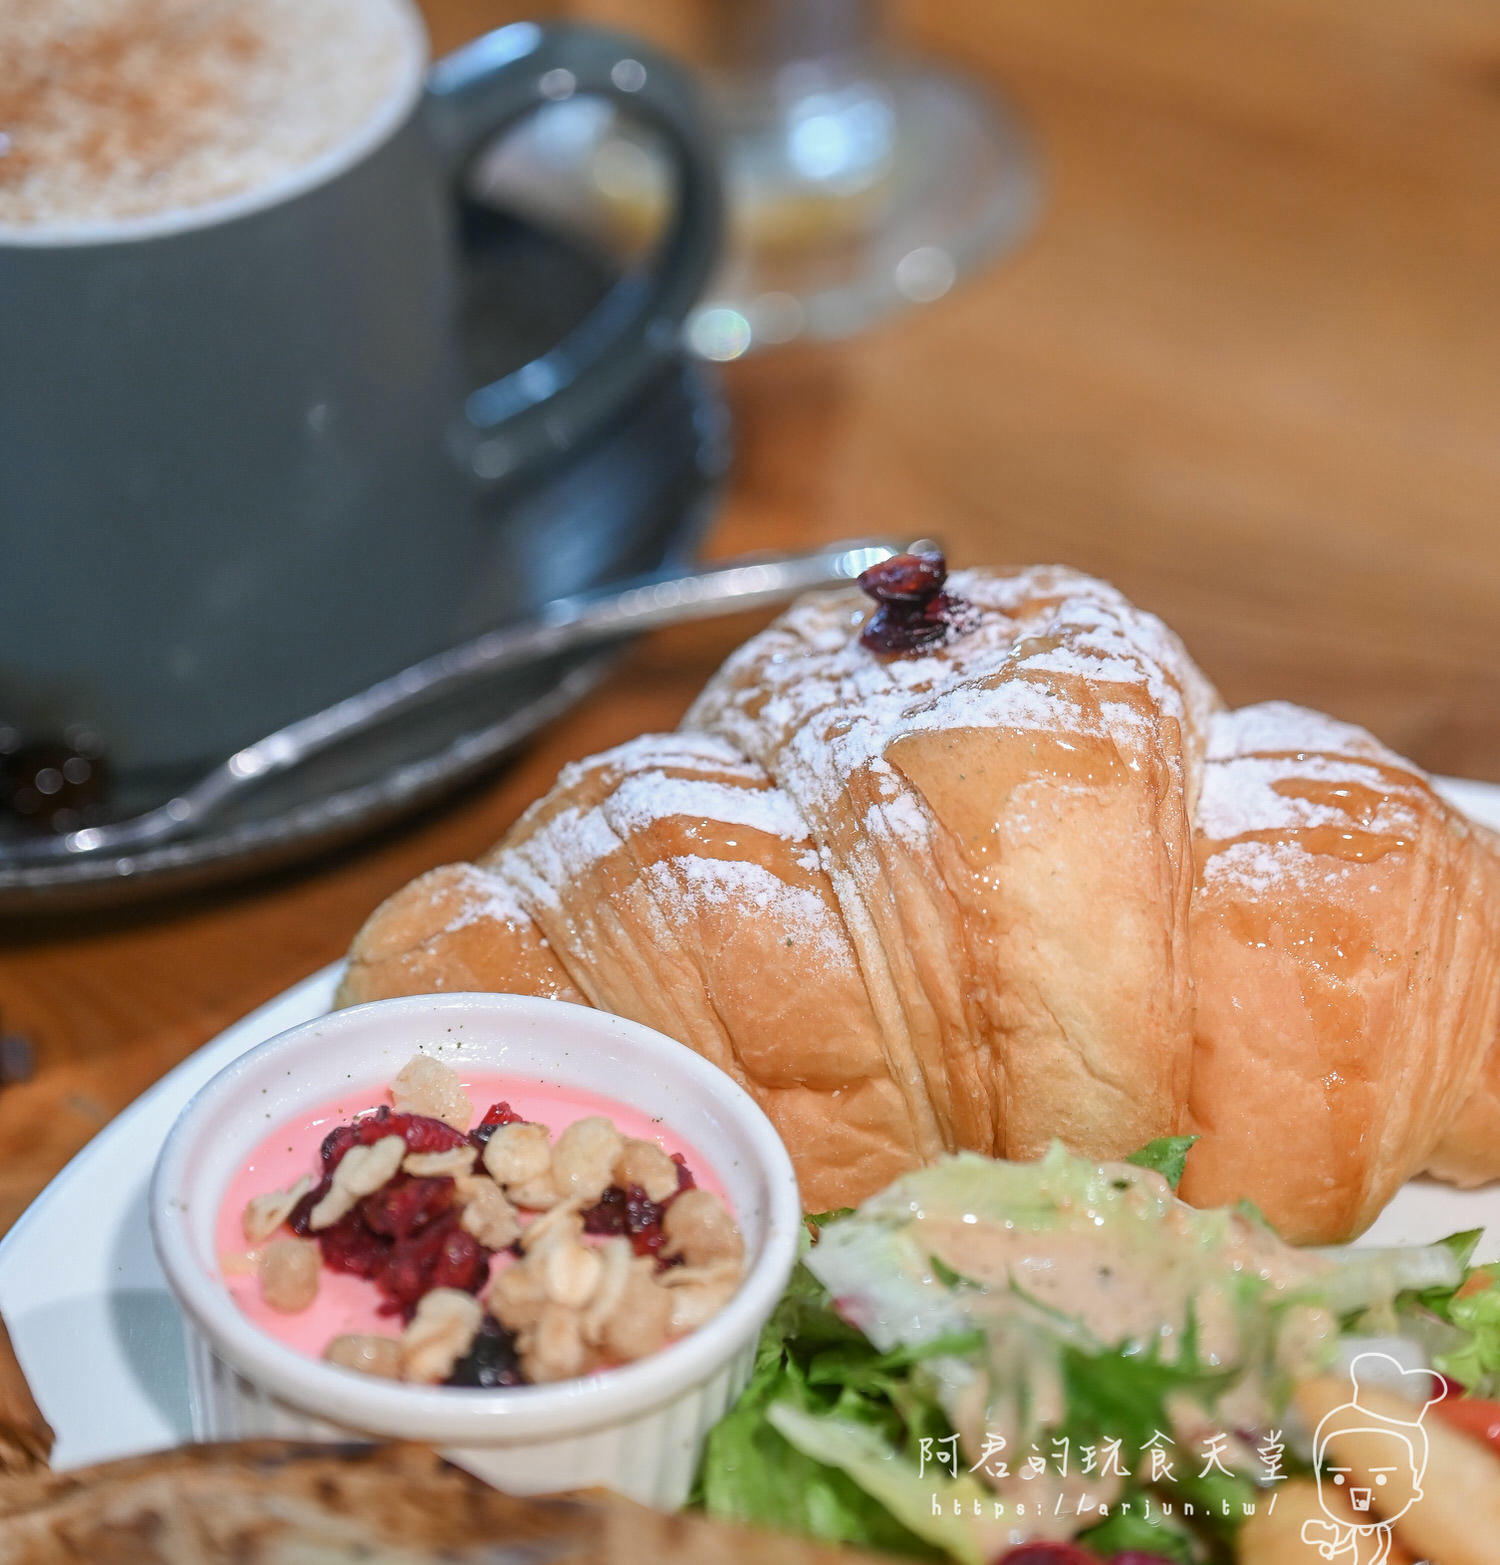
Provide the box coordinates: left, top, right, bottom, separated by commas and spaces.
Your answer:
917, 1174, 1326, 1360
806, 1149, 1345, 1538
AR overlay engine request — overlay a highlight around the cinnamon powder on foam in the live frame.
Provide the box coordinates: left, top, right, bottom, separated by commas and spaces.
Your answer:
0, 0, 411, 227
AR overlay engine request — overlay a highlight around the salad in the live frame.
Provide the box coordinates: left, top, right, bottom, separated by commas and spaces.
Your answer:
694, 1140, 1500, 1563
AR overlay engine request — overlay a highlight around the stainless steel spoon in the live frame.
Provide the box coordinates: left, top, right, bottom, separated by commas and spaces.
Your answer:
5, 539, 897, 863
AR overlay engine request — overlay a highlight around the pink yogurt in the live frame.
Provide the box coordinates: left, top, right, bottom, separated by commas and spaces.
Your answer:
217, 1069, 725, 1362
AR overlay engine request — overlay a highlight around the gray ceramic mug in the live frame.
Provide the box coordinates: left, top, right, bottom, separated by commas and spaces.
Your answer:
0, 15, 720, 780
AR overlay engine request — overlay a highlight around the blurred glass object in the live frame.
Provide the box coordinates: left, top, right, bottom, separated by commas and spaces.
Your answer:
472, 0, 1040, 358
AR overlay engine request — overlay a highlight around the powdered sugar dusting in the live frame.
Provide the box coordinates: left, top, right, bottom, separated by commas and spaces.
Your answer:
1195, 703, 1439, 901
1207, 702, 1409, 772
1201, 837, 1321, 897
484, 730, 832, 967
586, 730, 770, 786
440, 862, 535, 935
1198, 755, 1421, 842
1198, 705, 1431, 845
608, 773, 809, 843
417, 571, 1231, 998
688, 568, 1217, 853
905, 592, 1215, 750
641, 856, 852, 972
500, 799, 623, 924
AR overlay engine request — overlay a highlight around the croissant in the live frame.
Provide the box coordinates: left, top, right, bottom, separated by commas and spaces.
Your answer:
340, 560, 1500, 1242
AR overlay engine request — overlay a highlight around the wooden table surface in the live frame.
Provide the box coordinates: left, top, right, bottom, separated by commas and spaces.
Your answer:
4, 0, 1500, 1235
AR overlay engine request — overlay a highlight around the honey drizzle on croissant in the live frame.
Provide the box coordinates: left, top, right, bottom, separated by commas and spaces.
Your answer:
341, 569, 1500, 1242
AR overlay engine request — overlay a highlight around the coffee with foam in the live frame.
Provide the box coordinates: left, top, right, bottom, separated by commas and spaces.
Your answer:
0, 0, 422, 231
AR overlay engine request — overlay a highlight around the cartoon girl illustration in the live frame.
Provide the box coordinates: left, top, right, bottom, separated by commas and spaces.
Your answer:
1300, 1352, 1442, 1563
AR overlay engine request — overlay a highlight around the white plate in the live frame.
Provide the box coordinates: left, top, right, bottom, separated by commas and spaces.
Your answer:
7, 775, 1500, 1470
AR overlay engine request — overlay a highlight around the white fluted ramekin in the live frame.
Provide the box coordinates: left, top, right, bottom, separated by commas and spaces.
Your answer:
150, 992, 801, 1506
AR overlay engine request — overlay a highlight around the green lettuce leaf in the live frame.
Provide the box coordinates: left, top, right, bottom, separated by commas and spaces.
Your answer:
1057, 1334, 1260, 1525
696, 1325, 939, 1555
1435, 1228, 1485, 1271
694, 1254, 947, 1558
1432, 1265, 1500, 1395
765, 1400, 1006, 1565
1314, 1242, 1465, 1316
1126, 1135, 1198, 1190
806, 1207, 855, 1226
696, 1149, 1486, 1564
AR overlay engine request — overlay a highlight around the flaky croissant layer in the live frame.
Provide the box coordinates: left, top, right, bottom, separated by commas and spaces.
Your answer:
341, 567, 1500, 1242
